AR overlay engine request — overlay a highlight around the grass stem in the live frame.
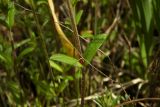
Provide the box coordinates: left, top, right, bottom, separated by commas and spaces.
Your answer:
66, 0, 85, 106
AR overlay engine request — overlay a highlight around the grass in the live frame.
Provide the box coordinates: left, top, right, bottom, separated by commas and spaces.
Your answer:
0, 0, 160, 106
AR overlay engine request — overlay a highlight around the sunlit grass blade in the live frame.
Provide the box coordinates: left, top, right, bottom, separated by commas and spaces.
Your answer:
49, 60, 63, 72
50, 54, 82, 67
6, 2, 15, 29
75, 10, 83, 25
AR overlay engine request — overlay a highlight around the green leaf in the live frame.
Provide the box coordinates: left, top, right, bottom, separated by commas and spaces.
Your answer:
76, 10, 83, 25
6, 2, 15, 28
0, 54, 7, 63
49, 60, 63, 72
142, 0, 153, 32
37, 81, 56, 99
37, 0, 48, 6
57, 80, 69, 93
81, 31, 93, 38
7, 81, 21, 104
50, 54, 82, 67
0, 52, 12, 66
129, 0, 153, 32
17, 47, 35, 61
75, 70, 81, 79
83, 34, 108, 63
138, 35, 147, 68
129, 0, 154, 67
153, 0, 160, 31
71, 0, 78, 6
14, 39, 31, 49
0, 15, 8, 26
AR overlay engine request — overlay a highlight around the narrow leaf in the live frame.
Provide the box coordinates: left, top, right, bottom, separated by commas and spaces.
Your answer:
17, 47, 35, 61
6, 2, 15, 28
81, 31, 93, 38
14, 39, 31, 49
0, 54, 7, 63
83, 34, 108, 63
50, 54, 82, 67
142, 0, 153, 32
138, 35, 147, 67
49, 60, 63, 72
58, 80, 68, 93
76, 10, 83, 25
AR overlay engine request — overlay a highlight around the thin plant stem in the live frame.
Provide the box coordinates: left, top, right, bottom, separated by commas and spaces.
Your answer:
66, 0, 84, 107
94, 0, 98, 35
8, 28, 17, 74
66, 0, 82, 55
29, 0, 53, 79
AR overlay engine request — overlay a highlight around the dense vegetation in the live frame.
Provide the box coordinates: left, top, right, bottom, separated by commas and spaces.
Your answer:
0, 0, 160, 106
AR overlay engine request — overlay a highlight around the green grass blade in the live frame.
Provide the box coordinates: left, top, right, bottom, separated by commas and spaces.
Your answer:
50, 54, 82, 67
49, 60, 63, 72
75, 10, 83, 25
6, 2, 15, 28
142, 0, 153, 32
83, 34, 108, 64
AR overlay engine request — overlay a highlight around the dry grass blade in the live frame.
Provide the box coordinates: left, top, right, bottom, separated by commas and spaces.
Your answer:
48, 0, 78, 57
